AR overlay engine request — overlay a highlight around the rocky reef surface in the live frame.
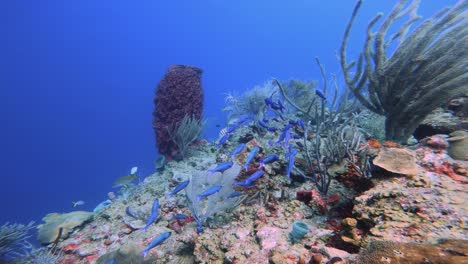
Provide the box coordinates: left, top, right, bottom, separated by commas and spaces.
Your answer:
36, 128, 467, 264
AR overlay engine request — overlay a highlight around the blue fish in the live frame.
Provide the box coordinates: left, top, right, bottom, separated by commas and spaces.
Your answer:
286, 144, 298, 179
291, 133, 302, 139
246, 170, 264, 182
233, 180, 256, 187
289, 119, 305, 130
166, 180, 190, 198
227, 114, 252, 133
230, 144, 246, 160
197, 185, 223, 201
259, 154, 279, 168
276, 124, 293, 146
234, 170, 264, 187
125, 206, 138, 219
296, 119, 305, 130
267, 126, 277, 132
171, 213, 187, 220
142, 198, 159, 231
315, 90, 326, 100
141, 231, 171, 257
296, 141, 304, 148
258, 119, 269, 129
283, 129, 291, 148
225, 191, 242, 200
208, 162, 234, 175
244, 146, 259, 171
265, 97, 285, 113
217, 133, 230, 147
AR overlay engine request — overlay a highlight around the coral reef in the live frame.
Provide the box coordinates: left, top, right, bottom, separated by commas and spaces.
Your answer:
39, 123, 467, 263
153, 65, 204, 160
352, 239, 468, 264
9, 2, 466, 264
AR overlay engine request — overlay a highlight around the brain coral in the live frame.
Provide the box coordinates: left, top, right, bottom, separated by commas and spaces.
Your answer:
152, 65, 204, 159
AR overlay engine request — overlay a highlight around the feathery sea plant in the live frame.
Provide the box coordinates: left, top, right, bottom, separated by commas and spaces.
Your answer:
20, 247, 63, 264
0, 222, 35, 262
341, 0, 468, 143
223, 81, 277, 122
280, 79, 319, 119
168, 114, 205, 159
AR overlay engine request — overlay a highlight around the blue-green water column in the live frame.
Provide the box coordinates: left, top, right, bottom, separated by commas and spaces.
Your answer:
289, 221, 309, 244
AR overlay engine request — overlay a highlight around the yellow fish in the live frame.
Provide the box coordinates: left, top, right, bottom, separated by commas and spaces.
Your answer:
112, 175, 138, 188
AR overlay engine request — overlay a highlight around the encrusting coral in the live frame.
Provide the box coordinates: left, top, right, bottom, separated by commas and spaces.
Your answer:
37, 211, 94, 244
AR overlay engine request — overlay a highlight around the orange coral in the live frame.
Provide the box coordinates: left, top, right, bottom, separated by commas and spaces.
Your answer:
383, 141, 399, 148
434, 161, 468, 183
367, 139, 381, 149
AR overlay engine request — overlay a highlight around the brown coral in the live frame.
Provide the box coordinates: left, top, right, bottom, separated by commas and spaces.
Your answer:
372, 148, 418, 176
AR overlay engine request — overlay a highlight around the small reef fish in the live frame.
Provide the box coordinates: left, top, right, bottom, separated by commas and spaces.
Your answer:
130, 166, 138, 175
258, 119, 269, 129
315, 89, 326, 100
112, 174, 138, 188
208, 162, 234, 175
296, 141, 304, 148
244, 146, 259, 171
197, 185, 223, 201
259, 154, 279, 168
219, 127, 228, 137
170, 213, 187, 220
142, 198, 159, 231
265, 97, 286, 113
166, 180, 190, 198
141, 231, 171, 258
276, 124, 293, 146
258, 120, 277, 132
234, 170, 264, 187
72, 200, 85, 207
230, 143, 246, 160
225, 191, 242, 200
291, 133, 302, 139
226, 114, 251, 134
217, 132, 230, 147
289, 119, 305, 130
286, 144, 298, 179
283, 128, 291, 148
125, 206, 138, 219
233, 180, 255, 187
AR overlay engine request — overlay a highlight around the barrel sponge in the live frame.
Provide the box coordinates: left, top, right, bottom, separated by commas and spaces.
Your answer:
152, 65, 204, 159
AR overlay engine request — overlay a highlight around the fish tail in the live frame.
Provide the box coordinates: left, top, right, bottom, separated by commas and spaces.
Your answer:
141, 250, 148, 258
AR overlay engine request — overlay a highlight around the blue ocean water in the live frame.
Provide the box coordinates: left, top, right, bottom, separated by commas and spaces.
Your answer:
0, 0, 455, 233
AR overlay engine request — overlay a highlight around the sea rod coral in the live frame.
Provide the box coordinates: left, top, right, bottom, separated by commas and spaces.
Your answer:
340, 0, 468, 143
